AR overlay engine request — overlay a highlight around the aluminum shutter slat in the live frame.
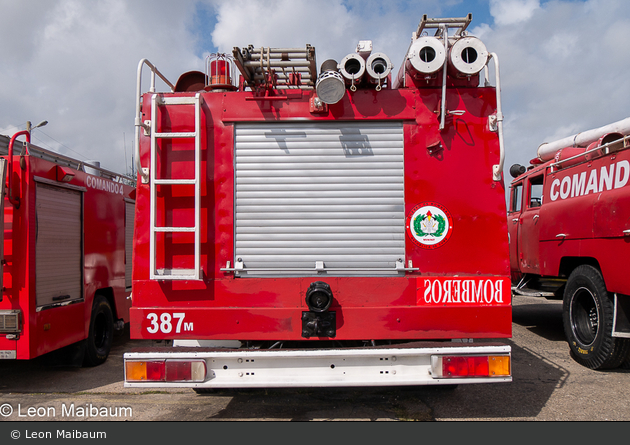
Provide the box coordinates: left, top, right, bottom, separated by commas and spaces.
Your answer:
236, 219, 401, 227
237, 190, 403, 198
236, 177, 402, 186
235, 122, 405, 276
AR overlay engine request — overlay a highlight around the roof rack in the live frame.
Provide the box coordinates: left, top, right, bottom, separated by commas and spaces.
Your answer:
0, 134, 135, 186
416, 13, 473, 37
232, 45, 317, 90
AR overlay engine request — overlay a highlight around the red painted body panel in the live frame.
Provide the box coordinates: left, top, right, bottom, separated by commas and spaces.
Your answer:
509, 142, 630, 295
0, 148, 135, 360
130, 81, 512, 342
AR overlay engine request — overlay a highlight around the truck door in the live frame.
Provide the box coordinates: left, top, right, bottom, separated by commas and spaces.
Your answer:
517, 174, 544, 274
508, 180, 523, 274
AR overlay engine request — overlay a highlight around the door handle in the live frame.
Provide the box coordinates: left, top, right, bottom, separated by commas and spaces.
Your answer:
556, 233, 567, 238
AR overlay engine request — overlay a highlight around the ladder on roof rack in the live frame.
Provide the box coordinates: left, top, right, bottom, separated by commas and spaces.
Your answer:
232, 45, 317, 90
149, 92, 202, 281
416, 13, 473, 37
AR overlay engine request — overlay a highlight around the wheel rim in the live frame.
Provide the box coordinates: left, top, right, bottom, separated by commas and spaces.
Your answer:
570, 286, 599, 346
93, 312, 109, 351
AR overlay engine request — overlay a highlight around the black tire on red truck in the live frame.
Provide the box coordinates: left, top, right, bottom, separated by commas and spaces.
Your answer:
83, 295, 114, 367
562, 265, 630, 370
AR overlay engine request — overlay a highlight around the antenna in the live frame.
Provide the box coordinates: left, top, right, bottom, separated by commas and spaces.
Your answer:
131, 140, 135, 177
123, 132, 128, 175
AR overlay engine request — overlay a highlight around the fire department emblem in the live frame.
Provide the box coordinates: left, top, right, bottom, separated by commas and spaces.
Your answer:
406, 202, 453, 249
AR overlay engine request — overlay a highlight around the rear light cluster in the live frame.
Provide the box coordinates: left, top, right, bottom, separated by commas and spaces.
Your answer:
432, 355, 510, 378
0, 310, 22, 333
126, 360, 207, 382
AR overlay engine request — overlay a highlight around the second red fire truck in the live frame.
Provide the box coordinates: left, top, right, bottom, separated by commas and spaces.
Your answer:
124, 14, 513, 389
509, 117, 630, 370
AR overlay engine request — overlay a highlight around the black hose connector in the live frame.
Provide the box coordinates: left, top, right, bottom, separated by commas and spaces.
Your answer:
305, 281, 333, 313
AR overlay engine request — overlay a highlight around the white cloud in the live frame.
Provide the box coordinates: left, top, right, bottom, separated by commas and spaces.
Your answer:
0, 0, 202, 173
209, 0, 448, 73
1, 0, 629, 182
490, 0, 540, 26
479, 0, 630, 174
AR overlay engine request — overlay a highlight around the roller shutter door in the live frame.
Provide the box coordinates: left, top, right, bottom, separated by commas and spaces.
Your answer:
35, 184, 83, 307
234, 121, 405, 276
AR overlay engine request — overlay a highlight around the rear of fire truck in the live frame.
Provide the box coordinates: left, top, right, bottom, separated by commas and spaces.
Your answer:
124, 14, 512, 389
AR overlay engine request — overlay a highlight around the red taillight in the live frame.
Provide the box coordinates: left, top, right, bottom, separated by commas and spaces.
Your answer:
432, 355, 510, 378
166, 361, 193, 381
126, 360, 206, 383
443, 356, 489, 377
146, 361, 166, 381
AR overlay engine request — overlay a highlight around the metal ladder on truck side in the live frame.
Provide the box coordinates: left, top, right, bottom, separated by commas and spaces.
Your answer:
149, 92, 202, 280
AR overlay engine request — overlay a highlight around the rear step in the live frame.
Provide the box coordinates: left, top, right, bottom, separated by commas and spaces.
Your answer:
512, 287, 556, 298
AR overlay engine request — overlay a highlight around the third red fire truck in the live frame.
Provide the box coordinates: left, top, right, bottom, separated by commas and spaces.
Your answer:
509, 117, 630, 370
0, 131, 135, 366
124, 14, 513, 389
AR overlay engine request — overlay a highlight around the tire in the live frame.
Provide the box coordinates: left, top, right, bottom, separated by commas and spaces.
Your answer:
562, 265, 629, 370
83, 295, 114, 367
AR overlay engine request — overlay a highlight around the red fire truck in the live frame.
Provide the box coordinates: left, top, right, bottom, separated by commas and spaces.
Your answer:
0, 132, 136, 366
124, 14, 513, 389
508, 117, 630, 370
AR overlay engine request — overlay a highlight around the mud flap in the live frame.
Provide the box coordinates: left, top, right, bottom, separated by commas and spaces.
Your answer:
613, 293, 630, 338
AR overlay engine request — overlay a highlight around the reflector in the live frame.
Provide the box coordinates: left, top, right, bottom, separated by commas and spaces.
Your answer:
488, 355, 511, 376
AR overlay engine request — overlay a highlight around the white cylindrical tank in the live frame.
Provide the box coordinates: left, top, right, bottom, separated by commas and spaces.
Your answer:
407, 36, 446, 74
449, 36, 488, 76
338, 53, 366, 85
366, 52, 393, 84
537, 116, 630, 162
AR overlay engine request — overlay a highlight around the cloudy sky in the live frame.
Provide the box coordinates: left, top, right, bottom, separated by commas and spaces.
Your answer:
1, 0, 629, 181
